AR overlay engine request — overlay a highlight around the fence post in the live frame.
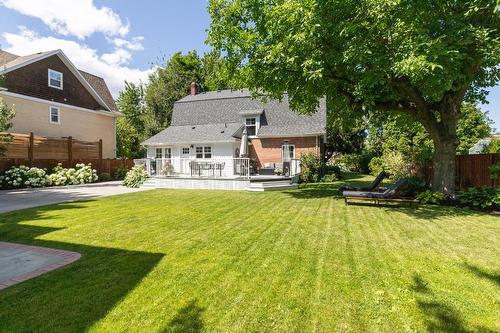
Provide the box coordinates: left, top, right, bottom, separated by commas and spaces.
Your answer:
98, 139, 103, 173
28, 132, 34, 167
67, 136, 73, 167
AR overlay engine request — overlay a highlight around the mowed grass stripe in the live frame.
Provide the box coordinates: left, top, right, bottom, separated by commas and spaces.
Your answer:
0, 179, 498, 333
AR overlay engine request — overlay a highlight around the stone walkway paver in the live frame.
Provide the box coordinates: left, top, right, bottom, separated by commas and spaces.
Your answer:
0, 241, 80, 290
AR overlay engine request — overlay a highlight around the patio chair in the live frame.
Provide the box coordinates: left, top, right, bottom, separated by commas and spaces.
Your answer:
339, 171, 386, 192
343, 179, 417, 206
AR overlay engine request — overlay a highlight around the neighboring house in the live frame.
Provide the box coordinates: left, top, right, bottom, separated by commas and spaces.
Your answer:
142, 83, 326, 177
0, 49, 120, 158
469, 133, 500, 154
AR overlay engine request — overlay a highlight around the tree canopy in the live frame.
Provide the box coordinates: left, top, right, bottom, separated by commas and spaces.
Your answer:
208, 0, 500, 193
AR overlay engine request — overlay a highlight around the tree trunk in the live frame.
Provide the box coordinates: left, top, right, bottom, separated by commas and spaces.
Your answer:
432, 139, 457, 194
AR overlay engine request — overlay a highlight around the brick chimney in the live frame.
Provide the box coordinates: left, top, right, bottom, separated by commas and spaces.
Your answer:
190, 81, 197, 96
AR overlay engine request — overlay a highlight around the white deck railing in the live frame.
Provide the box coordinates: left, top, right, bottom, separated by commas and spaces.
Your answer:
135, 157, 251, 178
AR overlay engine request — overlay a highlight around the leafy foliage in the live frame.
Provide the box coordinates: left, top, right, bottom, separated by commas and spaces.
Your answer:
208, 0, 500, 193
417, 190, 445, 205
457, 187, 500, 210
300, 152, 340, 183
490, 162, 500, 180
113, 167, 129, 180
484, 139, 500, 154
123, 166, 149, 188
0, 95, 15, 157
0, 163, 98, 189
335, 152, 373, 174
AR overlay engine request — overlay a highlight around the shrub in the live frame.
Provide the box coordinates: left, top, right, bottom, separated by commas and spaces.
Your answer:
0, 165, 50, 189
417, 190, 444, 205
457, 187, 500, 210
399, 176, 428, 197
98, 173, 111, 182
368, 156, 385, 176
484, 139, 500, 154
48, 163, 98, 186
384, 151, 412, 180
490, 162, 500, 180
113, 167, 129, 180
123, 166, 148, 188
335, 152, 372, 174
300, 153, 340, 183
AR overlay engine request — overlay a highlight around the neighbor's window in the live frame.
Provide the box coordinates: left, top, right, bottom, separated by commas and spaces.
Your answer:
182, 147, 190, 156
164, 148, 172, 159
48, 69, 63, 89
49, 106, 60, 124
155, 148, 162, 158
195, 146, 212, 159
245, 117, 256, 136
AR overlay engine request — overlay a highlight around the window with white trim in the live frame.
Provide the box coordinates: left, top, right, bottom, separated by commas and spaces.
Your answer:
164, 148, 172, 158
181, 147, 190, 156
49, 106, 60, 124
245, 117, 257, 136
195, 146, 212, 159
204, 146, 212, 159
156, 148, 162, 158
282, 143, 295, 162
48, 69, 63, 89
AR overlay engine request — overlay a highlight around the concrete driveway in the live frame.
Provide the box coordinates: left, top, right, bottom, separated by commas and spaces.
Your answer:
0, 181, 151, 213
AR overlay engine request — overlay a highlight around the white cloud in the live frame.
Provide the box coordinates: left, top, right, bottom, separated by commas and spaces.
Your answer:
109, 37, 144, 51
2, 27, 151, 97
0, 0, 129, 39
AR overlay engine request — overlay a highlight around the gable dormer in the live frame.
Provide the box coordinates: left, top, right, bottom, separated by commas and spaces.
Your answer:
0, 51, 111, 111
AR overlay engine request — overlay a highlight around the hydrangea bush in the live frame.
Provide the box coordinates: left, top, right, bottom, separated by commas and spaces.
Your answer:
0, 163, 98, 189
123, 166, 148, 188
0, 165, 50, 188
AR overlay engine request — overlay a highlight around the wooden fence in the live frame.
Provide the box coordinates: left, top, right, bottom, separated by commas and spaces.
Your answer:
0, 132, 134, 175
424, 153, 499, 190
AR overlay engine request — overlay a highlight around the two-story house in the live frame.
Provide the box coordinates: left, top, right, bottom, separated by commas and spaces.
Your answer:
0, 49, 120, 158
142, 83, 326, 178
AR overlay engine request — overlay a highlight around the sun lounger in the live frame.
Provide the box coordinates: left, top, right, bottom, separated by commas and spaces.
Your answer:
343, 179, 417, 206
339, 171, 386, 192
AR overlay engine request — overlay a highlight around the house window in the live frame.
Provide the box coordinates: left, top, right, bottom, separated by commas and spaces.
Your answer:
49, 106, 60, 124
195, 146, 212, 159
156, 148, 162, 159
204, 146, 212, 159
282, 143, 295, 162
245, 117, 256, 136
181, 147, 190, 156
48, 69, 63, 89
164, 148, 172, 159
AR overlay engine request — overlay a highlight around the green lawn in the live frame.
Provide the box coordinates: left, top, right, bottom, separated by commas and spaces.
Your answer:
0, 174, 498, 332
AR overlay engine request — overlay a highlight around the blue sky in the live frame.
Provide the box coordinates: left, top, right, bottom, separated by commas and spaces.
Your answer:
0, 0, 498, 129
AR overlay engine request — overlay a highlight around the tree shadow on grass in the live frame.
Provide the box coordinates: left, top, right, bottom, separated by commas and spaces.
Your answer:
410, 274, 494, 333
462, 262, 500, 287
161, 299, 204, 333
0, 203, 164, 333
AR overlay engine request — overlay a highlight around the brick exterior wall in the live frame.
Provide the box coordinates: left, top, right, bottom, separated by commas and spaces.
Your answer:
249, 136, 323, 167
4, 55, 103, 110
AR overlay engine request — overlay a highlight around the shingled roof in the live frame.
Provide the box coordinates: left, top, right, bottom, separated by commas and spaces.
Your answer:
143, 122, 244, 145
171, 89, 326, 138
0, 50, 117, 111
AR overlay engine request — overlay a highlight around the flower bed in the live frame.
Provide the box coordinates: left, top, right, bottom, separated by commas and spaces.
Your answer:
0, 163, 98, 189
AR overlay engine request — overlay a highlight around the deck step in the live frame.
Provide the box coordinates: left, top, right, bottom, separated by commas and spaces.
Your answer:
245, 180, 298, 192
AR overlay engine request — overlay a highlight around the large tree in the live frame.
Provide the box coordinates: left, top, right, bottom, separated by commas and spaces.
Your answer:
116, 81, 146, 158
144, 51, 204, 136
208, 0, 500, 193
